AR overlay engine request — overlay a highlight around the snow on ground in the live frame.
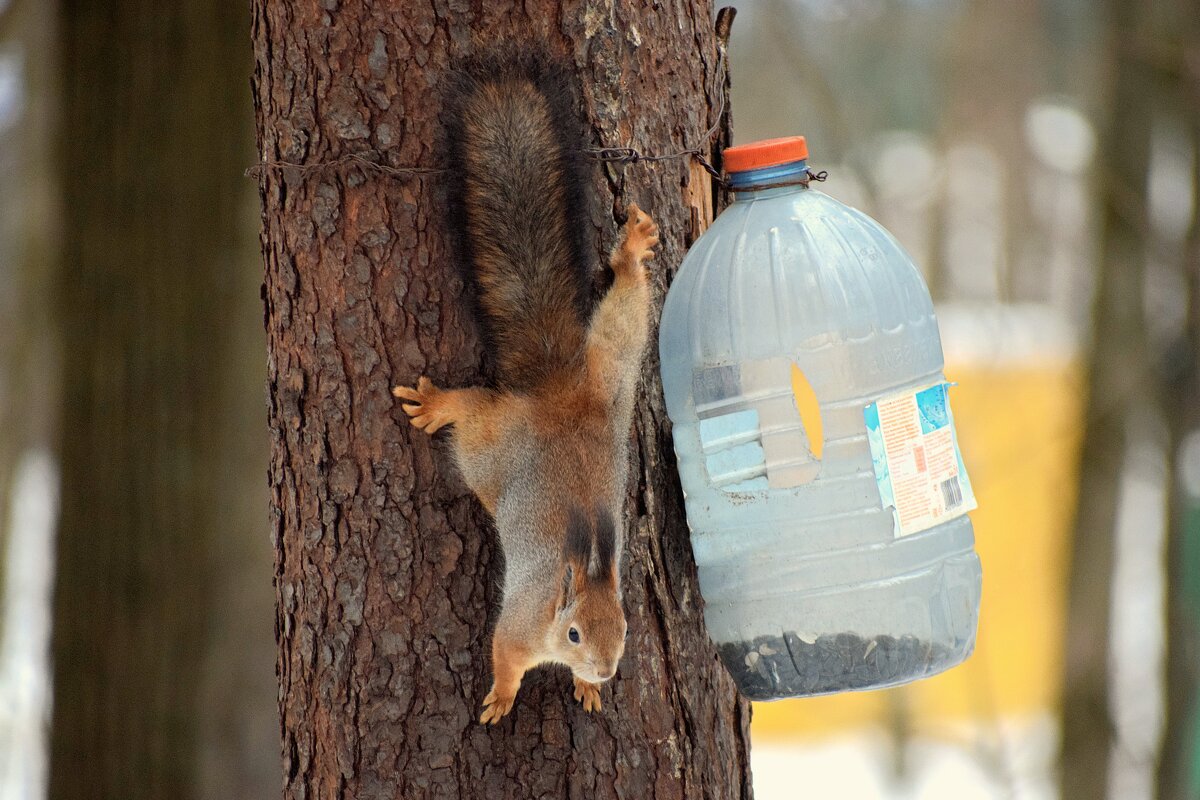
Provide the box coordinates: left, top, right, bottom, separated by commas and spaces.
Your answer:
751, 714, 1059, 800
0, 451, 57, 800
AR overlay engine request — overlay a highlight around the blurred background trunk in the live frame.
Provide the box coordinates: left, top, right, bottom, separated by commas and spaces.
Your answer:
1158, 0, 1200, 794
1158, 134, 1200, 800
1058, 0, 1153, 797
252, 2, 752, 797
0, 0, 59, 795
0, 0, 57, 618
47, 3, 275, 799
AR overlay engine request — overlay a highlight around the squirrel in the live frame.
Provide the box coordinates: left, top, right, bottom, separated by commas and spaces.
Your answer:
392, 62, 659, 725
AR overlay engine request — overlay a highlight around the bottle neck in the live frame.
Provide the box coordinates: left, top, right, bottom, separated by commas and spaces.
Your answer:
728, 159, 811, 201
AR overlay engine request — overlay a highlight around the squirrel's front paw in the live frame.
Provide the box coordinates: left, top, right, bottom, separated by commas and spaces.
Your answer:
572, 676, 603, 713
392, 376, 453, 434
480, 685, 518, 725
619, 203, 659, 270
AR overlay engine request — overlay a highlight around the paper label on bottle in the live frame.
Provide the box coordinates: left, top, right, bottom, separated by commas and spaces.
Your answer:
864, 382, 976, 537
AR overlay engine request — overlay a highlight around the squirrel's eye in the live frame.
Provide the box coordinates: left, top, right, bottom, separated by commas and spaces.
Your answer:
568, 627, 580, 644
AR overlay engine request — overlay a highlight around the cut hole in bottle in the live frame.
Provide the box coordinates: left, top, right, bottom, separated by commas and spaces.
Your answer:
791, 362, 823, 461
694, 359, 824, 492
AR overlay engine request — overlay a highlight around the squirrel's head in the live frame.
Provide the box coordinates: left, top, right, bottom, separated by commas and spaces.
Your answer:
549, 507, 626, 684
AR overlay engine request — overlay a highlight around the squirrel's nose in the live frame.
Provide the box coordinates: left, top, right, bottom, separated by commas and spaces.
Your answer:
597, 666, 615, 680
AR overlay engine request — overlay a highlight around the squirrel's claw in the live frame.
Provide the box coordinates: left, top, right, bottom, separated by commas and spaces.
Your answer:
391, 384, 421, 402
480, 687, 517, 725
392, 376, 436, 402
621, 203, 659, 267
572, 676, 603, 713
392, 377, 452, 434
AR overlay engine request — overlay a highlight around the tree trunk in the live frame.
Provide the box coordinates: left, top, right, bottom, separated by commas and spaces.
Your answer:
0, 2, 59, 796
0, 0, 58, 620
1158, 123, 1200, 800
49, 3, 274, 799
251, 3, 753, 798
1158, 46, 1200, 798
1057, 2, 1153, 797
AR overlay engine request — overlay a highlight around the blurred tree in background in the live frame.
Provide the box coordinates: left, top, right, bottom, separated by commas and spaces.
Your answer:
1157, 0, 1200, 797
0, 1, 58, 792
1059, 0, 1152, 796
0, 0, 56, 543
1059, 0, 1200, 796
46, 3, 274, 800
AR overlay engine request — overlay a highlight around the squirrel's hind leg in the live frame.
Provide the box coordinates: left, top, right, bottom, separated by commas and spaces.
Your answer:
585, 204, 659, 403
610, 202, 659, 280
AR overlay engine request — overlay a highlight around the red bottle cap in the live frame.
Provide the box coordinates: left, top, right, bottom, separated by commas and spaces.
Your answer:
723, 136, 809, 173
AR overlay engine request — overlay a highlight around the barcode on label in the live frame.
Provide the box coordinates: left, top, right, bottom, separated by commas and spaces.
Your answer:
941, 476, 963, 510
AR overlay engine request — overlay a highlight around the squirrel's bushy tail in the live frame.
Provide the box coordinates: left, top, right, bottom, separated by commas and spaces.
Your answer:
447, 61, 592, 392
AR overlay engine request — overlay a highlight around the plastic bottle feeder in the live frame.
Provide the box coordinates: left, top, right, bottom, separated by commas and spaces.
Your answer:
659, 136, 982, 700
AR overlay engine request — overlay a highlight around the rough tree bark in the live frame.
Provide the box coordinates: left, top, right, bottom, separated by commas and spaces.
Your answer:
1058, 1, 1153, 797
251, 3, 753, 798
49, 3, 274, 799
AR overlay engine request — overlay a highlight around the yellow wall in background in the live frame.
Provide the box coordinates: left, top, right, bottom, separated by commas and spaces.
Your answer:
752, 356, 1085, 739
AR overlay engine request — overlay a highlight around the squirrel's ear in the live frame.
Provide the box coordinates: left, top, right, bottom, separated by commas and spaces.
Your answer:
592, 509, 618, 590
557, 563, 575, 612
563, 508, 592, 595
557, 561, 586, 611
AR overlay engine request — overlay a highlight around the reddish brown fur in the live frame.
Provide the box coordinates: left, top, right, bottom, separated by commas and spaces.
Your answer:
395, 69, 659, 724
455, 76, 590, 392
